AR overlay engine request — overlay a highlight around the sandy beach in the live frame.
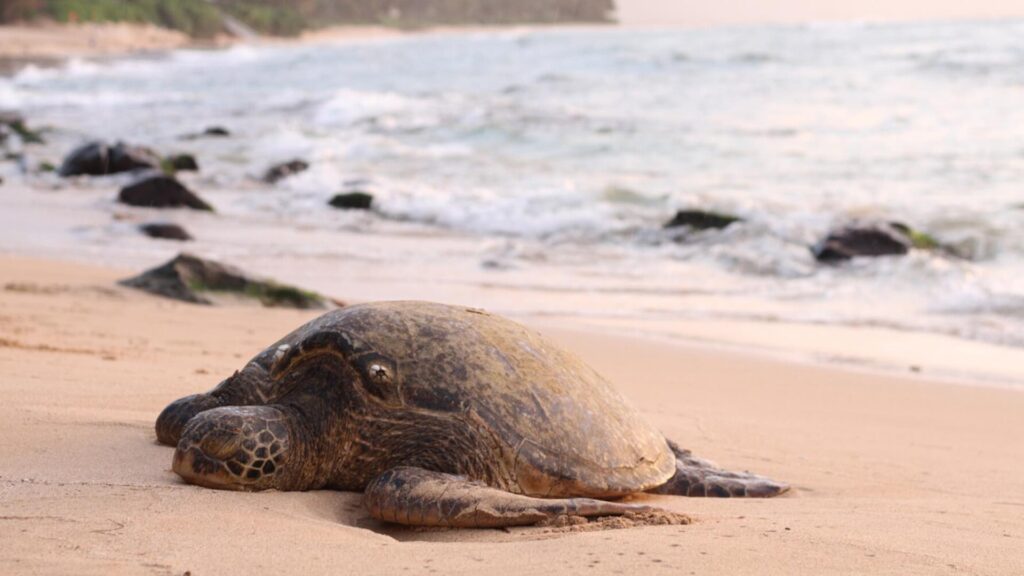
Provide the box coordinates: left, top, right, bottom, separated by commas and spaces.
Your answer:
0, 22, 196, 63
3, 15, 1024, 576
0, 254, 1021, 575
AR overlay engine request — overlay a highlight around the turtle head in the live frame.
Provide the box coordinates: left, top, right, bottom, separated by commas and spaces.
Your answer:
172, 405, 298, 491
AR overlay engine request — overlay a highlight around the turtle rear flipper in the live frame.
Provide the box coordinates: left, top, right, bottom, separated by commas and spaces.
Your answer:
364, 467, 663, 528
649, 440, 789, 498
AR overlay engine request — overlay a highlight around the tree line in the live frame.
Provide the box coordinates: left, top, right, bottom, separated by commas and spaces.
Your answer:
0, 0, 616, 36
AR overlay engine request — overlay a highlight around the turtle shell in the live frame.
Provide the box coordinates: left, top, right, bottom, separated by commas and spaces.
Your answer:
265, 301, 675, 498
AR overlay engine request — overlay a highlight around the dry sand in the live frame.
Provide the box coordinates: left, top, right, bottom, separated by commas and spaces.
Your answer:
0, 254, 1022, 575
0, 22, 197, 62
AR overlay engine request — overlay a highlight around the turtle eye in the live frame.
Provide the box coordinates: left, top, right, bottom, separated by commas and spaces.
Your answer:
369, 364, 390, 383
358, 356, 399, 402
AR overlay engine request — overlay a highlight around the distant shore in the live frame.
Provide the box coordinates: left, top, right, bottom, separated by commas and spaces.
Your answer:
0, 22, 198, 72
0, 21, 613, 74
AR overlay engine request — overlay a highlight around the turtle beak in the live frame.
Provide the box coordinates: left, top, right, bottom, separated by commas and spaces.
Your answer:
173, 444, 246, 490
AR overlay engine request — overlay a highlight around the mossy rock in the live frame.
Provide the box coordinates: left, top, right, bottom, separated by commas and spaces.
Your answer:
0, 112, 44, 145
162, 154, 200, 174
244, 283, 325, 309
889, 222, 941, 250
814, 221, 947, 263
263, 159, 309, 184
121, 253, 331, 309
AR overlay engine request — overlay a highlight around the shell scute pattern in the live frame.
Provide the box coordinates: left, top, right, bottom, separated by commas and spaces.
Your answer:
279, 302, 676, 497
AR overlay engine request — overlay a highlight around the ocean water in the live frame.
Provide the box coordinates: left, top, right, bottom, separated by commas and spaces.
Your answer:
2, 20, 1024, 353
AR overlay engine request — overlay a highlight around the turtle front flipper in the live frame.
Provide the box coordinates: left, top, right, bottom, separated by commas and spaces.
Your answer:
649, 440, 789, 498
364, 467, 663, 528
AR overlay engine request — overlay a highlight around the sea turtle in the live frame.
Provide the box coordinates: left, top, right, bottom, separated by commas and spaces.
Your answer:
156, 301, 788, 527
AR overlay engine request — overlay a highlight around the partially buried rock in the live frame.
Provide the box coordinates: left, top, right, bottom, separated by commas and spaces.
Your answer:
0, 111, 44, 144
140, 223, 193, 241
119, 253, 330, 309
812, 221, 942, 263
263, 159, 309, 184
181, 126, 230, 140
164, 153, 199, 173
664, 210, 742, 231
59, 141, 161, 177
328, 191, 374, 210
119, 173, 213, 211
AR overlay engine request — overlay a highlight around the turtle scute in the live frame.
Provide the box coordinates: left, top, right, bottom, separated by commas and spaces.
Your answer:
281, 301, 676, 497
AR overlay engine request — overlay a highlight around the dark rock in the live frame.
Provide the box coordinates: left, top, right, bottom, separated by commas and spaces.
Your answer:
664, 210, 742, 231
119, 253, 330, 309
813, 222, 914, 262
140, 223, 193, 241
59, 141, 161, 177
163, 153, 199, 173
263, 159, 309, 184
118, 173, 213, 211
328, 191, 374, 210
182, 126, 231, 140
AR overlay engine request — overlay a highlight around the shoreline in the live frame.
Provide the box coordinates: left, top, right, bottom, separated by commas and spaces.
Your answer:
0, 21, 616, 75
4, 19, 1024, 390
4, 227, 1024, 391
0, 253, 1022, 574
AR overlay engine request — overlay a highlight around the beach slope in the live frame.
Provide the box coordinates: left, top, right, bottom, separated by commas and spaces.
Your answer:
0, 255, 1022, 575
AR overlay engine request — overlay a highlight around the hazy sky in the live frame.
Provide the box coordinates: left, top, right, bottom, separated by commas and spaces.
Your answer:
617, 0, 1024, 26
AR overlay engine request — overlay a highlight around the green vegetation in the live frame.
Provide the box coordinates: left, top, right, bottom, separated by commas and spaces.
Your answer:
245, 282, 324, 309
187, 278, 325, 309
220, 1, 305, 36
907, 230, 940, 251
3, 0, 223, 37
159, 158, 176, 175
890, 222, 942, 251
0, 115, 44, 144
1, 0, 615, 37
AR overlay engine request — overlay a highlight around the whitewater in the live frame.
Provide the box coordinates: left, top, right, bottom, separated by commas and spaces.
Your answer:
2, 20, 1024, 364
